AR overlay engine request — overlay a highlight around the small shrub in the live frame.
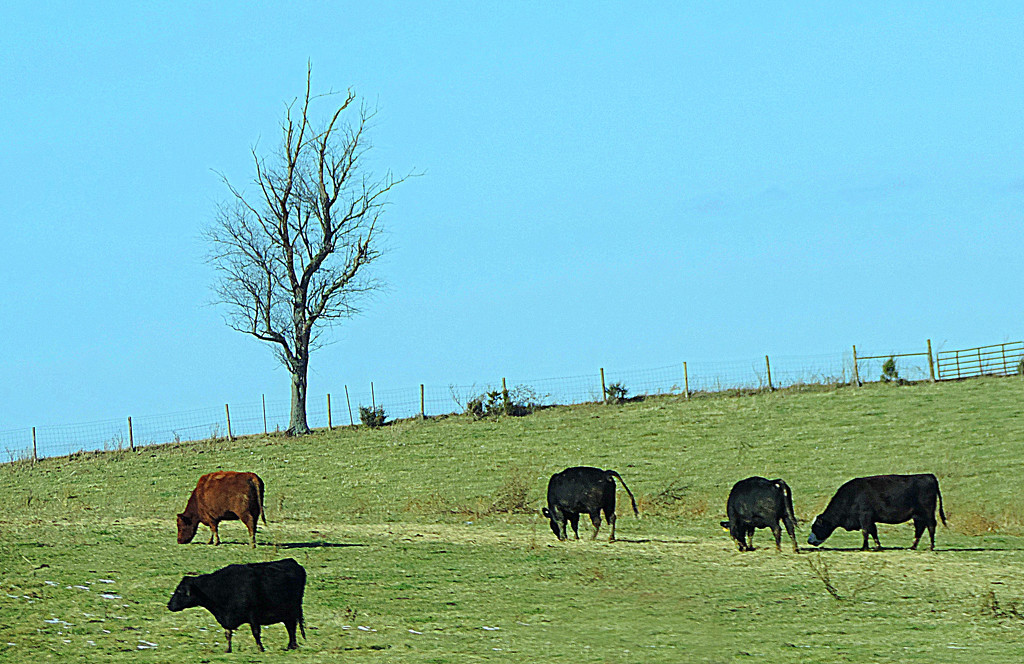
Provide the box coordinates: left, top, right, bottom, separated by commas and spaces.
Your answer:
807, 555, 842, 600
4, 447, 34, 464
881, 356, 900, 382
507, 384, 546, 416
465, 396, 485, 418
462, 390, 504, 418
403, 491, 454, 514
957, 511, 998, 536
105, 432, 130, 452
1017, 357, 1024, 377
359, 405, 387, 428
982, 589, 1024, 620
605, 382, 629, 404
466, 384, 546, 419
807, 555, 880, 601
490, 467, 533, 513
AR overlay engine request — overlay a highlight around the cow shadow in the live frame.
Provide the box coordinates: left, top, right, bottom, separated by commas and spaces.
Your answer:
277, 541, 367, 550
807, 546, 1022, 553
614, 538, 701, 545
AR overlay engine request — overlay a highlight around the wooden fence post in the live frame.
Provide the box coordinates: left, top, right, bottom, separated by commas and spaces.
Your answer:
501, 377, 509, 414
683, 361, 690, 399
852, 345, 860, 386
225, 404, 233, 441
765, 355, 774, 391
420, 384, 425, 419
600, 368, 607, 403
371, 382, 375, 410
262, 394, 267, 434
32, 426, 37, 462
927, 339, 936, 382
327, 393, 333, 430
128, 416, 134, 451
345, 385, 353, 426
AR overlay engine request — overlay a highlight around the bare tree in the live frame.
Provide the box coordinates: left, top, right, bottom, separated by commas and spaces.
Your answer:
206, 65, 406, 435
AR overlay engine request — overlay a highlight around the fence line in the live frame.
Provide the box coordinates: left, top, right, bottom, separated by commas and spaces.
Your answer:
935, 341, 1024, 381
2, 338, 1018, 462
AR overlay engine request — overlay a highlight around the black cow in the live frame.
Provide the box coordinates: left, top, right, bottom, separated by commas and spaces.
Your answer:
720, 476, 798, 552
807, 473, 947, 551
541, 466, 638, 541
168, 558, 306, 653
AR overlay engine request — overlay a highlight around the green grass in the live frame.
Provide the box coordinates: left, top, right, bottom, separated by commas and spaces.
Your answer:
4, 377, 1024, 662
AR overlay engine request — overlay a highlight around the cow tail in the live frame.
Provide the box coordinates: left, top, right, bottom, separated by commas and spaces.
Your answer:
300, 608, 306, 640
776, 479, 798, 525
249, 478, 267, 529
607, 470, 639, 517
937, 482, 947, 527
257, 476, 267, 526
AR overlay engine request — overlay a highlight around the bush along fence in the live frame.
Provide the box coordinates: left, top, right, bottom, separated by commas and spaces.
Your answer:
3, 338, 1022, 462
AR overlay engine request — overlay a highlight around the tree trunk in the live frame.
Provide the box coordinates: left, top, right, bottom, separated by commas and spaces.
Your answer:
287, 356, 311, 436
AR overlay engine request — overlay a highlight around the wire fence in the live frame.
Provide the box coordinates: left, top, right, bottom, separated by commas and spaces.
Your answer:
2, 339, 1016, 462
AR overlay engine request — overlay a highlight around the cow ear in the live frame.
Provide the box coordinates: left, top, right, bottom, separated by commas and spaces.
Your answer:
541, 508, 551, 518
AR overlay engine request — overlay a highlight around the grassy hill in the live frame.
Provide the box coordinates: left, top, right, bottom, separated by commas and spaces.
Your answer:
3, 377, 1024, 662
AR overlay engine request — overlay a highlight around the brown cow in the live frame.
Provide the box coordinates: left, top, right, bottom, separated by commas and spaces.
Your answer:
177, 471, 266, 548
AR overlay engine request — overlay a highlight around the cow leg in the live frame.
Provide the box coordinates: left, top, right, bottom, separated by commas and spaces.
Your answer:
746, 527, 755, 551
926, 515, 938, 551
224, 629, 233, 653
771, 523, 783, 551
865, 522, 882, 550
285, 619, 299, 650
241, 513, 257, 548
606, 508, 617, 542
567, 513, 580, 540
249, 623, 265, 652
209, 522, 220, 545
589, 512, 602, 540
729, 523, 747, 551
860, 516, 881, 550
783, 515, 799, 553
910, 518, 926, 550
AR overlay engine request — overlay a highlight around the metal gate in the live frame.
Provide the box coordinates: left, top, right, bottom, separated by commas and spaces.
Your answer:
935, 341, 1024, 380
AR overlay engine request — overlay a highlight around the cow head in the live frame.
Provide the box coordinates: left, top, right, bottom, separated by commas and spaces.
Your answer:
167, 576, 199, 612
807, 515, 834, 546
176, 513, 198, 544
541, 507, 566, 541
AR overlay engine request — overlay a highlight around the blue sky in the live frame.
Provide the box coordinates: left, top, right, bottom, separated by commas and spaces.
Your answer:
2, 3, 1022, 430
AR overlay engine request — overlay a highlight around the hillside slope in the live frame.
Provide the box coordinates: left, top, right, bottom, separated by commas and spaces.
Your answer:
3, 378, 1024, 662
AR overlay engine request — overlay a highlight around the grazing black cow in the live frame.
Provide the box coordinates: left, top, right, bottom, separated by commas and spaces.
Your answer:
168, 558, 306, 653
807, 473, 947, 551
541, 466, 638, 541
720, 476, 799, 552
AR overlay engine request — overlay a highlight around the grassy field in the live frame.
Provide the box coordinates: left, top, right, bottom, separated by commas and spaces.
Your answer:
3, 377, 1024, 662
